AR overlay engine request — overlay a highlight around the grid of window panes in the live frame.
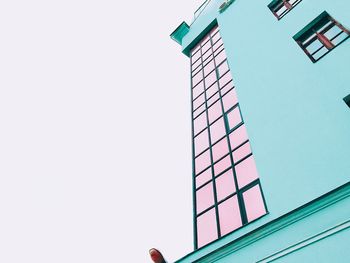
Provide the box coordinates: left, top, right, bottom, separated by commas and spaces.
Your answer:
268, 0, 302, 20
191, 25, 267, 249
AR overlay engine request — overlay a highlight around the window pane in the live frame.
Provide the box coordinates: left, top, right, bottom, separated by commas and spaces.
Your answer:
206, 82, 219, 99
217, 60, 229, 78
215, 49, 226, 65
226, 106, 242, 130
197, 208, 218, 248
204, 60, 215, 76
192, 58, 202, 73
195, 149, 211, 175
222, 88, 238, 112
211, 32, 221, 44
306, 38, 323, 54
232, 141, 251, 163
191, 51, 201, 64
213, 39, 224, 53
216, 169, 236, 201
196, 182, 214, 214
192, 80, 204, 99
192, 71, 203, 86
218, 195, 242, 235
219, 71, 232, 88
208, 100, 222, 124
229, 124, 248, 149
214, 154, 232, 176
212, 137, 229, 162
205, 71, 217, 88
220, 80, 234, 94
193, 93, 205, 110
243, 185, 266, 222
196, 167, 212, 189
210, 117, 226, 143
194, 111, 207, 135
235, 155, 259, 189
202, 40, 211, 53
207, 92, 220, 108
195, 129, 209, 156
193, 103, 206, 119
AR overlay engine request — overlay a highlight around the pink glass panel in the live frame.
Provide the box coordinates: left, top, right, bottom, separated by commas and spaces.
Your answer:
229, 124, 248, 149
208, 100, 222, 124
195, 129, 209, 156
227, 107, 242, 130
210, 117, 226, 143
235, 155, 259, 189
213, 38, 224, 52
195, 149, 211, 175
203, 54, 214, 64
196, 182, 214, 214
192, 58, 201, 72
194, 112, 207, 135
207, 92, 220, 108
202, 40, 211, 53
218, 195, 242, 236
222, 88, 238, 112
197, 208, 218, 248
212, 138, 229, 162
215, 48, 226, 65
192, 80, 204, 98
206, 82, 219, 99
204, 60, 215, 76
211, 32, 221, 44
217, 60, 229, 78
192, 51, 201, 63
219, 71, 232, 88
201, 34, 210, 45
214, 155, 231, 175
193, 103, 205, 119
192, 63, 202, 76
216, 169, 236, 201
205, 71, 216, 88
232, 142, 251, 163
202, 49, 212, 62
193, 93, 205, 110
220, 80, 234, 94
192, 71, 203, 86
196, 167, 212, 189
243, 185, 266, 222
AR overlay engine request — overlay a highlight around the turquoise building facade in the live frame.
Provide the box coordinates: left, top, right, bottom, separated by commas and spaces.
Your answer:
170, 0, 350, 262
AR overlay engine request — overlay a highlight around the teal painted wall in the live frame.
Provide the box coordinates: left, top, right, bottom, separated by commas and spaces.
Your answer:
175, 0, 350, 261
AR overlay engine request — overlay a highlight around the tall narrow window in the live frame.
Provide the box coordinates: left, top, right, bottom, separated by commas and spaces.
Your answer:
268, 0, 302, 20
294, 12, 350, 63
190, 25, 267, 249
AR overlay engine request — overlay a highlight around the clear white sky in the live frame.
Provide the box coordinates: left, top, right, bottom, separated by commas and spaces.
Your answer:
0, 1, 205, 262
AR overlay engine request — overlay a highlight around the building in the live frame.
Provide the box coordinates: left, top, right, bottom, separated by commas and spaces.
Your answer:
170, 0, 350, 262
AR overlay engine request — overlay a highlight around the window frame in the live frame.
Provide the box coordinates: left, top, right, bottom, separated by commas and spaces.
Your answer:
294, 12, 350, 63
268, 0, 302, 20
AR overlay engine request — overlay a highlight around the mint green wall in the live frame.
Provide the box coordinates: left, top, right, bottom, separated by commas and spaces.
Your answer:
176, 0, 350, 261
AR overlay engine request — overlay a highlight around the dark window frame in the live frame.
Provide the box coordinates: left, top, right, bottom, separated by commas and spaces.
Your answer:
294, 12, 350, 63
268, 0, 302, 20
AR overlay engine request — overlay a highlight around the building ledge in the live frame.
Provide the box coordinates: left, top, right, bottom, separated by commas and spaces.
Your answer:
170, 22, 190, 45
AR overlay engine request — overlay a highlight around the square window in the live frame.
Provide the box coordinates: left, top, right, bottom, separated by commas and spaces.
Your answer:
195, 149, 211, 175
194, 111, 207, 135
232, 141, 252, 163
229, 124, 248, 150
268, 0, 302, 20
293, 12, 350, 62
216, 169, 236, 201
196, 167, 212, 189
214, 154, 232, 176
196, 182, 214, 214
226, 106, 242, 131
218, 195, 242, 235
243, 185, 266, 222
222, 88, 238, 113
235, 155, 259, 189
197, 208, 218, 248
210, 117, 226, 143
194, 129, 210, 156
212, 137, 229, 162
208, 100, 222, 124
